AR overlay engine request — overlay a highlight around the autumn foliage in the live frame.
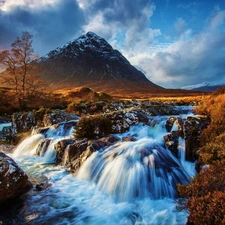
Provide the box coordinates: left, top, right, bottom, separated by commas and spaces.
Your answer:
178, 87, 225, 225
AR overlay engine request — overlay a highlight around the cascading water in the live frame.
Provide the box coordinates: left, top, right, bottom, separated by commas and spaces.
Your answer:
6, 111, 196, 225
77, 138, 189, 201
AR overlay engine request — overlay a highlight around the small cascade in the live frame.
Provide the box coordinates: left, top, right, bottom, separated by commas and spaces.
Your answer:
177, 137, 196, 177
13, 134, 44, 157
77, 137, 189, 201
13, 121, 76, 163
171, 119, 179, 132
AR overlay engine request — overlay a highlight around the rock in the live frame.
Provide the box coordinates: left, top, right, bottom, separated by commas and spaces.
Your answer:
61, 140, 88, 172
164, 131, 180, 157
136, 112, 149, 123
54, 139, 76, 165
12, 112, 36, 132
42, 110, 79, 127
122, 136, 136, 142
54, 135, 119, 173
89, 135, 120, 151
184, 115, 210, 162
0, 152, 32, 203
36, 181, 51, 191
105, 111, 139, 133
36, 138, 52, 156
166, 116, 177, 132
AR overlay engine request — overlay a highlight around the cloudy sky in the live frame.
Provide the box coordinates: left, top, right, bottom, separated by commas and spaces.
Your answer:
0, 0, 225, 88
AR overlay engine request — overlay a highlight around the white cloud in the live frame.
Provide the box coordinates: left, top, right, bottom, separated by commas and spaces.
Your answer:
210, 9, 225, 29
121, 9, 225, 88
0, 0, 59, 11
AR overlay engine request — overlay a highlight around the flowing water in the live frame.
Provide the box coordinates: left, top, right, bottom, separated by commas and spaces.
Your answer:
6, 110, 195, 225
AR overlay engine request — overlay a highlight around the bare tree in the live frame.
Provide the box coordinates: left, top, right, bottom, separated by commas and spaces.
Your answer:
0, 31, 43, 109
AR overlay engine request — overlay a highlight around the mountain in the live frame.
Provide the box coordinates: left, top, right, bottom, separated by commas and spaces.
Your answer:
181, 82, 225, 92
37, 32, 165, 96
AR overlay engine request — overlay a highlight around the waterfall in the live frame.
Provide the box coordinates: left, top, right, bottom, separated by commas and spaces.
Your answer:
7, 113, 195, 225
77, 137, 189, 201
13, 134, 45, 157
12, 121, 75, 163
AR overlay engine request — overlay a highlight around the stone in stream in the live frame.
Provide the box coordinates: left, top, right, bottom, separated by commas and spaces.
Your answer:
0, 152, 32, 203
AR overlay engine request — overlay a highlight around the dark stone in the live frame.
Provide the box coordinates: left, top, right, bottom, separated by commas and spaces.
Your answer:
0, 152, 32, 203
54, 139, 76, 165
164, 131, 180, 158
136, 112, 149, 123
36, 138, 52, 156
166, 116, 176, 132
183, 115, 210, 162
36, 181, 52, 191
62, 140, 89, 172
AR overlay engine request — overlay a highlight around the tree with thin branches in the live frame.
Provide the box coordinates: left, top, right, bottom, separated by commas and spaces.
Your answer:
0, 31, 43, 109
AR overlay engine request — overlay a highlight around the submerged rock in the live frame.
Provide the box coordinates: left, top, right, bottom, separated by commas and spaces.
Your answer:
0, 152, 32, 203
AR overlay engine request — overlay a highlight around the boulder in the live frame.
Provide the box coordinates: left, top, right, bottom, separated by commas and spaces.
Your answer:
54, 135, 119, 173
164, 131, 180, 158
166, 116, 177, 132
42, 110, 79, 127
54, 139, 76, 165
61, 140, 89, 172
0, 152, 32, 203
184, 115, 210, 162
105, 111, 139, 133
89, 135, 120, 151
12, 112, 36, 132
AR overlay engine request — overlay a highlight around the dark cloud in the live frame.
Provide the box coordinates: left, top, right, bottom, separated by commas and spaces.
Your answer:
0, 0, 85, 55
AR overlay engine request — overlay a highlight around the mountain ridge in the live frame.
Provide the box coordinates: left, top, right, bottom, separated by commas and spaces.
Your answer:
181, 82, 225, 92
37, 32, 165, 96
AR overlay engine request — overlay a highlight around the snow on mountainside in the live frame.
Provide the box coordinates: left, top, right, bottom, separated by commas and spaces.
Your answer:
36, 32, 164, 95
181, 82, 225, 92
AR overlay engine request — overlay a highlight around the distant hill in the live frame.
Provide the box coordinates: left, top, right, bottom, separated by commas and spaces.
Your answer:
36, 32, 167, 97
181, 82, 225, 92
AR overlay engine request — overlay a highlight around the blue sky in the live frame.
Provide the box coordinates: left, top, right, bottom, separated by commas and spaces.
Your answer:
0, 0, 225, 88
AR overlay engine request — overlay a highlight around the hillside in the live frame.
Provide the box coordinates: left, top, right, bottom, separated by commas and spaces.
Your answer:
36, 32, 166, 96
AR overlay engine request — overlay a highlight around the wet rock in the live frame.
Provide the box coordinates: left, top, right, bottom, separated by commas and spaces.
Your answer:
0, 152, 32, 203
89, 135, 120, 151
54, 139, 76, 165
36, 181, 52, 191
32, 126, 49, 135
136, 112, 149, 123
54, 135, 119, 173
36, 138, 52, 156
61, 140, 88, 172
166, 116, 183, 133
166, 116, 177, 132
42, 110, 79, 127
105, 111, 139, 133
184, 115, 210, 162
12, 111, 36, 132
164, 131, 180, 158
122, 136, 136, 142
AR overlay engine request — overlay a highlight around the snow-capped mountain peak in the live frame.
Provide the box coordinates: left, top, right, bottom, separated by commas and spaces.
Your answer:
181, 82, 225, 92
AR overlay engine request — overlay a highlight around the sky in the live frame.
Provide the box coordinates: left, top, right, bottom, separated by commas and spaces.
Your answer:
0, 0, 225, 88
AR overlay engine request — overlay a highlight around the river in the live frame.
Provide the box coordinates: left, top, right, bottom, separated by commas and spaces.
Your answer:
4, 108, 195, 225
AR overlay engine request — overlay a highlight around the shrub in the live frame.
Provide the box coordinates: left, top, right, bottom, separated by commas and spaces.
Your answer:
178, 163, 225, 225
178, 91, 225, 225
75, 115, 112, 138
